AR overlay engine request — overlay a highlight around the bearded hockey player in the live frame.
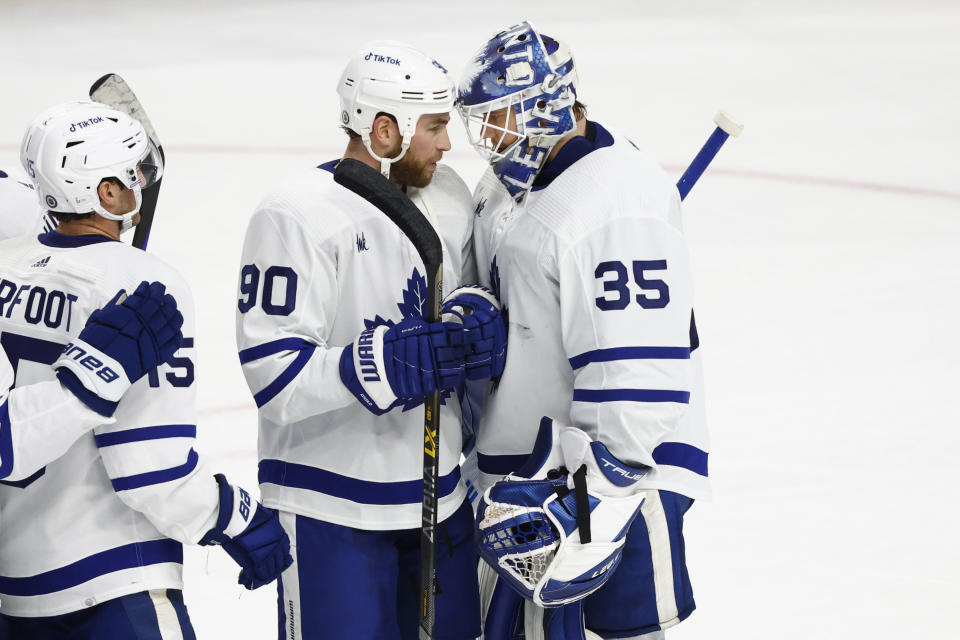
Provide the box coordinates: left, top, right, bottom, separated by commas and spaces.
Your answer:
457, 22, 710, 640
235, 41, 506, 639
0, 101, 291, 639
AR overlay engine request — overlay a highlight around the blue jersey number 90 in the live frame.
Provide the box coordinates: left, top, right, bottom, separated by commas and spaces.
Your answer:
594, 260, 670, 310
237, 264, 298, 316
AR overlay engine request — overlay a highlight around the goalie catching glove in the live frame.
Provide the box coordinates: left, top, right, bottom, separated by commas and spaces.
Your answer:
199, 474, 293, 590
475, 417, 648, 607
54, 280, 184, 417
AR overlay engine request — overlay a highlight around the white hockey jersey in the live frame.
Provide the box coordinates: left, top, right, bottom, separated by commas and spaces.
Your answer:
0, 167, 56, 242
467, 123, 710, 501
0, 231, 219, 617
0, 349, 110, 484
236, 162, 476, 531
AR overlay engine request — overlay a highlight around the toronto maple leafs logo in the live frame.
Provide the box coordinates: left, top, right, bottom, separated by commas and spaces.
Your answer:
362, 268, 450, 410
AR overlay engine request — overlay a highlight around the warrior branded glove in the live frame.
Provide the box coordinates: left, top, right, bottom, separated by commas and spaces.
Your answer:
339, 316, 465, 415
199, 474, 293, 590
54, 280, 184, 417
475, 417, 648, 607
441, 285, 507, 380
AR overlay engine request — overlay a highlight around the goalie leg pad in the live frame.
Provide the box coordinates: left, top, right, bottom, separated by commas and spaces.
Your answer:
583, 491, 697, 637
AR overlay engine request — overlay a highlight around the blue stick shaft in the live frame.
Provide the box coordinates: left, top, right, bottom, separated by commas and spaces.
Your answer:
676, 126, 730, 201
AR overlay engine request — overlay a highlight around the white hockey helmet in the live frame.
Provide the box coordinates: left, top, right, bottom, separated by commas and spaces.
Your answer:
19, 100, 163, 233
338, 41, 456, 177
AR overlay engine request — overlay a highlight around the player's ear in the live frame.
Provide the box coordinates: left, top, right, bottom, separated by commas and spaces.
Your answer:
371, 114, 399, 151
97, 179, 119, 206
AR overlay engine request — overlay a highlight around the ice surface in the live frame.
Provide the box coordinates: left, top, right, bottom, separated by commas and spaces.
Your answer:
1, 1, 958, 637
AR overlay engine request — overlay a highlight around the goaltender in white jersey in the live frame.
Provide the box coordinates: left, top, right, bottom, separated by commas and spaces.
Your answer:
467, 138, 709, 501
458, 22, 709, 639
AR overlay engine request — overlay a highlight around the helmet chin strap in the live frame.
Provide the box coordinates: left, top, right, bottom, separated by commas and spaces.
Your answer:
91, 183, 142, 233
360, 130, 412, 179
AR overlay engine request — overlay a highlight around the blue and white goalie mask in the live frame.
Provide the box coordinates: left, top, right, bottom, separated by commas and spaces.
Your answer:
457, 22, 579, 203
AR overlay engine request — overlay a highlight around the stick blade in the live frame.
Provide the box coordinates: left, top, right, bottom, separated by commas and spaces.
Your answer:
90, 74, 163, 147
89, 73, 164, 250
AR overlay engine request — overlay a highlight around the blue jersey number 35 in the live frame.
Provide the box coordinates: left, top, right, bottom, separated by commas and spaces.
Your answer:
594, 260, 669, 310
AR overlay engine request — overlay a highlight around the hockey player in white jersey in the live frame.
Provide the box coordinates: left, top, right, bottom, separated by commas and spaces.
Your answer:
0, 166, 56, 241
1, 281, 184, 484
235, 41, 506, 639
457, 22, 709, 639
0, 100, 292, 639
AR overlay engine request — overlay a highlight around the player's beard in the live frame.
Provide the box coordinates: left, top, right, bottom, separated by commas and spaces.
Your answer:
389, 149, 438, 188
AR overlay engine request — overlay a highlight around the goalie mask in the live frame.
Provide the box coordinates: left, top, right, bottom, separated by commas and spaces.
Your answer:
457, 21, 579, 204
20, 101, 163, 233
338, 41, 456, 178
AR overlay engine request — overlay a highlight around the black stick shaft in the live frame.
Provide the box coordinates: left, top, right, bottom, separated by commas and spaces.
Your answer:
331, 159, 443, 639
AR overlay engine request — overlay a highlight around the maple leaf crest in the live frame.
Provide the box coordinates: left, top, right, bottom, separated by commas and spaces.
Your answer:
360, 267, 451, 410
397, 268, 428, 319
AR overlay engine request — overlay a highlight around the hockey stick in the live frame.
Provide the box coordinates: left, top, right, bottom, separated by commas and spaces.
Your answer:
89, 74, 165, 250
676, 110, 743, 200
332, 158, 444, 640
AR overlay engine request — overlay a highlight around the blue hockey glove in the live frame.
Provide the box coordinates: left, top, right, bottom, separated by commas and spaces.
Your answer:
475, 418, 648, 607
441, 285, 506, 381
339, 316, 465, 415
54, 280, 184, 417
199, 474, 293, 590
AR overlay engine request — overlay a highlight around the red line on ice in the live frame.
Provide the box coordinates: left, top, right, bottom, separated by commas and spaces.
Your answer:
4, 142, 958, 202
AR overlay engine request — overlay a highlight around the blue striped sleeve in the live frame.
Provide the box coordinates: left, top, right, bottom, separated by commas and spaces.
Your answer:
95, 424, 196, 448
652, 442, 709, 476
568, 346, 691, 370
573, 389, 691, 404
110, 449, 200, 492
238, 337, 314, 364
238, 338, 317, 408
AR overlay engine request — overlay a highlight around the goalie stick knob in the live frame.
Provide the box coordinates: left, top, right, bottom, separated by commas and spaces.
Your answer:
713, 110, 744, 137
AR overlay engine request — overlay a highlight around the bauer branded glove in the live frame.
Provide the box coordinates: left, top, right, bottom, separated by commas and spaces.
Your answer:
339, 315, 465, 415
440, 285, 507, 380
54, 280, 184, 417
475, 417, 648, 607
199, 474, 293, 590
